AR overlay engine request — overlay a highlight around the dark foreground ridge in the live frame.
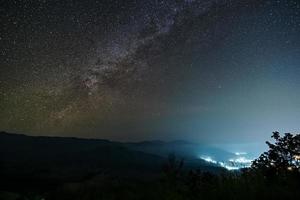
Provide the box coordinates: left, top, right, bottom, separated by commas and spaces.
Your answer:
1, 131, 300, 200
0, 131, 222, 198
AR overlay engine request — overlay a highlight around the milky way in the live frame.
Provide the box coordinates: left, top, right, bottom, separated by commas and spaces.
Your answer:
1, 0, 300, 145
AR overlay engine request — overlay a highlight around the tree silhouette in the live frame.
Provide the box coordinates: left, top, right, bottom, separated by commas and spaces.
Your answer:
252, 131, 300, 176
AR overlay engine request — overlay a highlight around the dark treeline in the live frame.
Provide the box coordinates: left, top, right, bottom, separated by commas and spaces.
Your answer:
1, 132, 300, 200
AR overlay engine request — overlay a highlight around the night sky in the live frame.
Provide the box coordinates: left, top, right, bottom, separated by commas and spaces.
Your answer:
1, 0, 300, 152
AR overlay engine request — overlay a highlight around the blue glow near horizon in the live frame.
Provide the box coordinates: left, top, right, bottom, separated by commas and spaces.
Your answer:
200, 156, 217, 164
234, 152, 247, 156
200, 154, 254, 170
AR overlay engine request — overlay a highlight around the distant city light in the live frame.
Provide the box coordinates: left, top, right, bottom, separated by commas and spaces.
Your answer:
200, 153, 254, 170
217, 161, 239, 170
229, 157, 253, 164
218, 161, 225, 167
200, 156, 217, 164
223, 165, 240, 171
234, 152, 247, 156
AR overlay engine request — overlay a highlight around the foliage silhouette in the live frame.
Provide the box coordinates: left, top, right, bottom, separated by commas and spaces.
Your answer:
252, 131, 300, 178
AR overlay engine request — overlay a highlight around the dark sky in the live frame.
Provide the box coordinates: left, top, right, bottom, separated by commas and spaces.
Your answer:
1, 0, 300, 150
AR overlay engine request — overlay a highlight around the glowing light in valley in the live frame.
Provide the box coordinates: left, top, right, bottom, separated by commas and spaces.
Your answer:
223, 165, 240, 171
218, 161, 237, 170
200, 157, 243, 171
234, 152, 247, 156
200, 153, 254, 170
229, 157, 253, 164
200, 156, 217, 164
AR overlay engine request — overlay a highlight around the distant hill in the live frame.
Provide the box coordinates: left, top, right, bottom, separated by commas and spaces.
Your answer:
0, 132, 164, 192
0, 132, 224, 193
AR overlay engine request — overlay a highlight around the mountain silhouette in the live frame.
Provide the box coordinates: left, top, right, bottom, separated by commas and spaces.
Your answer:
0, 131, 224, 193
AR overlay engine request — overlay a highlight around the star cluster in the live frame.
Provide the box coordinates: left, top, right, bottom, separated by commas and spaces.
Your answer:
1, 0, 300, 144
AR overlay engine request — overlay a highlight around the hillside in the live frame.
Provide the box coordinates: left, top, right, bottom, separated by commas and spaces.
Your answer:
0, 132, 164, 192
0, 132, 225, 193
